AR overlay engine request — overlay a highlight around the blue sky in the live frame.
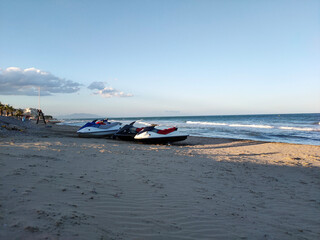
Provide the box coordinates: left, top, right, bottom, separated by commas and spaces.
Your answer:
0, 0, 319, 117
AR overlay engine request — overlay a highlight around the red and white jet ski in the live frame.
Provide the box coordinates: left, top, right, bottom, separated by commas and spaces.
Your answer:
134, 125, 188, 143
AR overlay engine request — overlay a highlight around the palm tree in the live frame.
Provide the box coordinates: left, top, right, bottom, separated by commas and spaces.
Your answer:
0, 102, 4, 116
15, 108, 24, 119
4, 105, 10, 116
9, 106, 16, 116
4, 104, 15, 116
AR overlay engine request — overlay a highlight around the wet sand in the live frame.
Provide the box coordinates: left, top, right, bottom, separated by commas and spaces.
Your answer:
0, 123, 319, 239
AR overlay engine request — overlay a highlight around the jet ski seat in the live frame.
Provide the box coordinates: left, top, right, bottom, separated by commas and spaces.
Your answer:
157, 127, 177, 135
98, 122, 120, 129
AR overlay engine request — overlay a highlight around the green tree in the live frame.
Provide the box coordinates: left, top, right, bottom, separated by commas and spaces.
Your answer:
0, 102, 4, 116
9, 106, 16, 116
15, 108, 24, 119
4, 104, 9, 116
4, 104, 15, 116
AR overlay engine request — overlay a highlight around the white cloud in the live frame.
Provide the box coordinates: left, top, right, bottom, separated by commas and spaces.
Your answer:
0, 67, 81, 96
88, 81, 133, 98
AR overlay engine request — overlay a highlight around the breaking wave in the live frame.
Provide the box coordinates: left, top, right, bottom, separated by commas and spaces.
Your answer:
186, 121, 227, 126
187, 121, 319, 132
229, 124, 273, 129
279, 127, 318, 132
136, 120, 152, 126
187, 121, 273, 129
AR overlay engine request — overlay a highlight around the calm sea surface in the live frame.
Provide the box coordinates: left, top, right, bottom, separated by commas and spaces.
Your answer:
59, 113, 320, 145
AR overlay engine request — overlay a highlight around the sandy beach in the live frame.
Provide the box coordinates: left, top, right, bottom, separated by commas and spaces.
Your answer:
0, 121, 319, 239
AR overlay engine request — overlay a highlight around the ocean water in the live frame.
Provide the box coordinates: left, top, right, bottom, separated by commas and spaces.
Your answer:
59, 113, 320, 145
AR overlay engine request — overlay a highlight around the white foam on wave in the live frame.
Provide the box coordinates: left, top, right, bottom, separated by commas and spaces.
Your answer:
186, 121, 227, 126
58, 119, 87, 126
229, 124, 274, 129
279, 127, 317, 132
187, 120, 319, 132
137, 120, 152, 126
187, 121, 273, 129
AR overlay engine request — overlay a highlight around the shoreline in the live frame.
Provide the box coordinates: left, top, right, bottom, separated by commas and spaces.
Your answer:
1, 120, 320, 239
55, 118, 320, 146
34, 122, 320, 148
55, 112, 320, 146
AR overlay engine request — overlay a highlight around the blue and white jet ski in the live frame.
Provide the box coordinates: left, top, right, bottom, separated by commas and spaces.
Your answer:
77, 119, 122, 138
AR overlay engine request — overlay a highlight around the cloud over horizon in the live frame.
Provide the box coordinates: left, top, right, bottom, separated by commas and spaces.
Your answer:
88, 81, 133, 98
0, 67, 81, 96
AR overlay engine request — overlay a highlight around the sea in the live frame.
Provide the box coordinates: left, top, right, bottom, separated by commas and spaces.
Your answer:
59, 113, 320, 146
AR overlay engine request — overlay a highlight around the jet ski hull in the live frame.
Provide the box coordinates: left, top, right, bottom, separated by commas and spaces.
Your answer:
77, 121, 122, 138
134, 135, 188, 144
77, 129, 120, 138
114, 133, 136, 141
134, 130, 188, 144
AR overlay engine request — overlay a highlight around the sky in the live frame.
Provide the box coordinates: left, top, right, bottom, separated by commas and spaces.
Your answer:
0, 0, 319, 117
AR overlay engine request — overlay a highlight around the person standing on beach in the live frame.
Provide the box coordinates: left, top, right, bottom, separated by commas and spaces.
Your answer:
36, 109, 46, 124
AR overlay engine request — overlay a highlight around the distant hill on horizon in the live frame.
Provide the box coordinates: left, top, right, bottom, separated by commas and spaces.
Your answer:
57, 113, 104, 119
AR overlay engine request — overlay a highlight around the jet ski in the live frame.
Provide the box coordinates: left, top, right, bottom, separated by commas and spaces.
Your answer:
114, 121, 138, 140
77, 119, 122, 137
134, 125, 188, 144
113, 121, 146, 141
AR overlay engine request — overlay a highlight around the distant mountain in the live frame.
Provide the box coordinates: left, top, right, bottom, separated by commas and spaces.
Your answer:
57, 113, 104, 119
